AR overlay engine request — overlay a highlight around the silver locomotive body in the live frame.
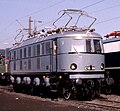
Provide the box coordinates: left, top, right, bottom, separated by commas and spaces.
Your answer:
9, 31, 104, 77
9, 31, 104, 99
8, 9, 105, 100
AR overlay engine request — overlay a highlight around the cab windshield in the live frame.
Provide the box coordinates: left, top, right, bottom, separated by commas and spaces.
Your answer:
86, 39, 103, 53
72, 39, 103, 54
93, 39, 102, 53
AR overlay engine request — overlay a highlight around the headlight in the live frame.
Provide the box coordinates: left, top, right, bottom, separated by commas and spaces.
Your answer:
101, 63, 104, 70
59, 76, 62, 79
85, 65, 95, 70
43, 76, 45, 78
76, 78, 82, 85
70, 63, 77, 70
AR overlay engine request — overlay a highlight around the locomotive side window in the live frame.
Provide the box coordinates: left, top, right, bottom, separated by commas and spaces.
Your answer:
28, 46, 31, 57
46, 42, 51, 54
28, 59, 31, 70
41, 43, 44, 55
20, 60, 22, 70
24, 48, 26, 58
10, 51, 12, 60
14, 61, 16, 70
37, 58, 40, 69
20, 49, 22, 59
13, 51, 16, 60
17, 50, 20, 59
93, 40, 101, 53
33, 45, 36, 56
37, 44, 40, 56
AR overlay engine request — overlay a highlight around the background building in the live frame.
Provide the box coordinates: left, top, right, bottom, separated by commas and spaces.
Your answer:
0, 49, 5, 56
0, 48, 10, 73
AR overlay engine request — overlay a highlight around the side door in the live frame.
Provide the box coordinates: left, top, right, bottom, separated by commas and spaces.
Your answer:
50, 39, 57, 73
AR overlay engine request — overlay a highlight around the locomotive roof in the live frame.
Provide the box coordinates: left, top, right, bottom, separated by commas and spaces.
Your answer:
11, 9, 101, 50
103, 37, 120, 44
11, 30, 102, 50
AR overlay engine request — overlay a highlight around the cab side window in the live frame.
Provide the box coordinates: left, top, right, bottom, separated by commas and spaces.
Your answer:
93, 40, 102, 53
86, 39, 92, 52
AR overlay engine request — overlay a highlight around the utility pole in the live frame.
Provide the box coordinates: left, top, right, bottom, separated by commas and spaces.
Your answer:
28, 17, 42, 37
28, 17, 33, 37
33, 19, 42, 35
33, 19, 37, 35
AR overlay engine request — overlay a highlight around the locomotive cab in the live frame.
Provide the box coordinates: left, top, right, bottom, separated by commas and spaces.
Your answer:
56, 31, 105, 100
57, 33, 104, 73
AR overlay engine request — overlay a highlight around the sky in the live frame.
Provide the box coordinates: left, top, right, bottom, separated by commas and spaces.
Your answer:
0, 0, 120, 49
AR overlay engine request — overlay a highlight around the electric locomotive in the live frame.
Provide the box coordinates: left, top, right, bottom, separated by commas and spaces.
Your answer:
8, 9, 105, 100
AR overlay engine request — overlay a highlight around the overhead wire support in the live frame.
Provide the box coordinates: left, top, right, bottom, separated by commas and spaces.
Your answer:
16, 19, 24, 29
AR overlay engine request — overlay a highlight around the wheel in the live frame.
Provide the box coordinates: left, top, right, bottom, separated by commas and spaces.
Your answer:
95, 80, 101, 97
104, 78, 114, 94
88, 89, 95, 100
105, 86, 112, 94
86, 80, 95, 100
13, 84, 23, 93
63, 87, 71, 100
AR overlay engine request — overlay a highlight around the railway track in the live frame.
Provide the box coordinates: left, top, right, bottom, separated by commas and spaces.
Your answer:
0, 85, 13, 92
67, 99, 120, 111
0, 85, 120, 111
80, 95, 120, 111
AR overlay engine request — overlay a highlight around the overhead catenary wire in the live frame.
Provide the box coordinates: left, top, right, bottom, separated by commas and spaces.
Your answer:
95, 15, 120, 25
0, 0, 108, 45
0, 0, 67, 44
41, 0, 120, 28
37, 0, 108, 29
18, 0, 67, 20
37, 0, 108, 28
0, 0, 120, 45
0, 0, 66, 34
81, 0, 106, 9
0, 0, 106, 36
90, 3, 120, 14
